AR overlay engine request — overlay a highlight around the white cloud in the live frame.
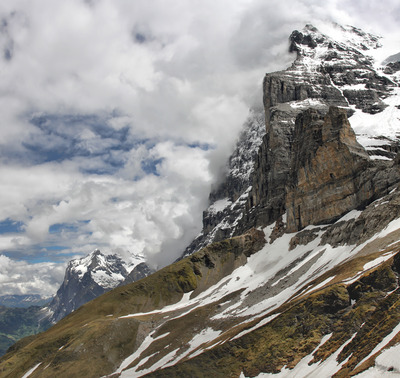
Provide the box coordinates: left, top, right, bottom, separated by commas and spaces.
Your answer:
0, 255, 65, 296
0, 0, 399, 294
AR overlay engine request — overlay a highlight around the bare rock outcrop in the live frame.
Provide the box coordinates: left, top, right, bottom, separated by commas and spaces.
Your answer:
240, 24, 400, 234
286, 106, 399, 231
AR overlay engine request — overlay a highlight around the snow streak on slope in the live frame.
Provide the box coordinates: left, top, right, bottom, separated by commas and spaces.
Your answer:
247, 333, 357, 378
113, 188, 400, 377
359, 343, 400, 376
248, 324, 400, 377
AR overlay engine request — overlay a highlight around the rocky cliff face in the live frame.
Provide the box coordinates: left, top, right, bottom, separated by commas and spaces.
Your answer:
120, 262, 153, 286
190, 23, 400, 246
183, 107, 266, 256
286, 106, 400, 231
244, 24, 400, 233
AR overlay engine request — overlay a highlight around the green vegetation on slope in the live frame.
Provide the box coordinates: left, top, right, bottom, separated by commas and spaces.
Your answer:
0, 229, 265, 378
145, 251, 400, 377
2, 228, 399, 378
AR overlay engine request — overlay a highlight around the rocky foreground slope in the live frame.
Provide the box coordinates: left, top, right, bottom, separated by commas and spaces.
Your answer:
1, 23, 400, 378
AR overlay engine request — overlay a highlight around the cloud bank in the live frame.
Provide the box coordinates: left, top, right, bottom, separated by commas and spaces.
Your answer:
0, 0, 399, 294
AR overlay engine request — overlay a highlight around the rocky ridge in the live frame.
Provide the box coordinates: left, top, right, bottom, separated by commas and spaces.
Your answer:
0, 295, 51, 309
285, 105, 400, 232
3, 183, 400, 377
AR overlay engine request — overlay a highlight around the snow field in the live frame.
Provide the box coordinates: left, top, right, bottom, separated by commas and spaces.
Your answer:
113, 207, 400, 377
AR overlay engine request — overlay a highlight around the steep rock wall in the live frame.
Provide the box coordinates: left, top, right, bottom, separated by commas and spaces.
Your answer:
240, 24, 400, 234
286, 107, 370, 231
183, 23, 400, 256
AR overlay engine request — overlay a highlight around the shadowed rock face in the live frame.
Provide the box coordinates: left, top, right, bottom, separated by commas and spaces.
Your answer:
120, 262, 154, 285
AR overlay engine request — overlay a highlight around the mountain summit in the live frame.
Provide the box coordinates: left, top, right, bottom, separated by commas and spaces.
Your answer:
45, 249, 151, 323
1, 23, 400, 378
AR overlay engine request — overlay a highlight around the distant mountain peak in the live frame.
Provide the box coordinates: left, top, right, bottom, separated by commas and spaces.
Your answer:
45, 249, 150, 322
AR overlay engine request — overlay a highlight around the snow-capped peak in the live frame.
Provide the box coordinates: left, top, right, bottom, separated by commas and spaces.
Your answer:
289, 23, 380, 73
68, 249, 145, 289
45, 249, 150, 323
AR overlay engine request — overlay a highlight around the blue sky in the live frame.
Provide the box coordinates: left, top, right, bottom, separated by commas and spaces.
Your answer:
0, 0, 399, 295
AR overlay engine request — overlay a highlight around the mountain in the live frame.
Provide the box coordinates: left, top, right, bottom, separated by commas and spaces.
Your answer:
0, 250, 152, 358
0, 295, 51, 309
45, 249, 151, 323
2, 23, 400, 378
382, 51, 400, 65
0, 294, 52, 356
184, 24, 400, 257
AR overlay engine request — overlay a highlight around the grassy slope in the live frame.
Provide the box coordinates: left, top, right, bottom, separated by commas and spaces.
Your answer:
144, 251, 400, 377
2, 226, 399, 378
0, 229, 265, 378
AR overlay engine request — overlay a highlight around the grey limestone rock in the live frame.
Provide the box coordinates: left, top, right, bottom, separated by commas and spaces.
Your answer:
182, 23, 400, 257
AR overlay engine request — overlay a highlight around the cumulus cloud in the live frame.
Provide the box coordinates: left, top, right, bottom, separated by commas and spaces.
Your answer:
0, 0, 399, 294
0, 255, 65, 296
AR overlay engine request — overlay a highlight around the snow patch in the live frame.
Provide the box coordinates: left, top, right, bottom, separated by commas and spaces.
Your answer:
208, 198, 232, 214
21, 363, 42, 378
350, 86, 400, 154
360, 343, 400, 375
355, 322, 400, 370
91, 269, 125, 289
337, 210, 362, 222
120, 291, 194, 318
180, 327, 222, 360
363, 251, 397, 271
289, 98, 325, 109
